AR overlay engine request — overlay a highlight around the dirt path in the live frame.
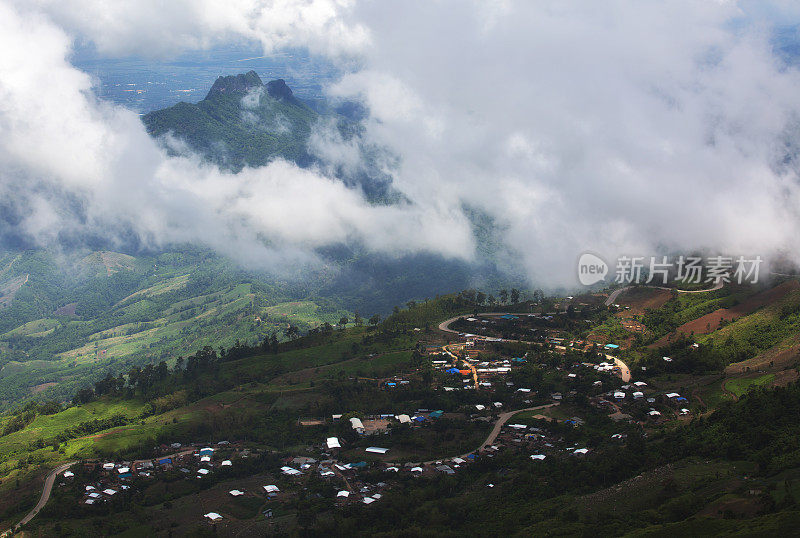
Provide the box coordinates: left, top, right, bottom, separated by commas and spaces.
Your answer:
411, 403, 559, 465
14, 461, 76, 531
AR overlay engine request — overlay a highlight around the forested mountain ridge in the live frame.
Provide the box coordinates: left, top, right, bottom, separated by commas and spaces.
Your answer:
142, 71, 318, 170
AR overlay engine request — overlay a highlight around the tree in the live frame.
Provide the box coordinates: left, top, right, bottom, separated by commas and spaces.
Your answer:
499, 289, 509, 304
354, 312, 363, 326
284, 325, 300, 339
339, 316, 348, 328
476, 292, 486, 305
369, 314, 382, 326
510, 288, 520, 304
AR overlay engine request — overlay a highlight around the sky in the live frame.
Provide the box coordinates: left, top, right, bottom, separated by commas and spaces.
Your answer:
2, 0, 800, 288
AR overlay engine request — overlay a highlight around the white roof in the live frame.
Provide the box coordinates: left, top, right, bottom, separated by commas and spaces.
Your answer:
517, 388, 531, 392
530, 454, 546, 460
508, 424, 527, 429
200, 456, 211, 462
117, 467, 130, 473
665, 392, 681, 398
197, 468, 210, 475
103, 489, 117, 495
327, 437, 342, 449
475, 404, 485, 410
88, 492, 100, 498
281, 466, 301, 475
84, 499, 95, 504
366, 447, 389, 454
85, 485, 95, 491
614, 391, 626, 398
229, 490, 244, 496
350, 417, 364, 430
63, 471, 74, 478
397, 414, 411, 423
633, 381, 647, 386
573, 448, 589, 455
649, 410, 662, 416
452, 457, 466, 464
264, 485, 280, 493
385, 466, 399, 472
102, 463, 114, 470
633, 391, 644, 397
337, 490, 350, 497
363, 497, 376, 504
410, 466, 423, 472
204, 512, 223, 521
220, 460, 232, 466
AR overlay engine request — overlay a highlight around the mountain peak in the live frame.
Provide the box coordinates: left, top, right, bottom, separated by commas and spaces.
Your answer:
205, 70, 264, 100
265, 79, 295, 102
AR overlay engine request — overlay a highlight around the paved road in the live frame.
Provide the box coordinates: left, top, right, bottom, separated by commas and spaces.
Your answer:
610, 355, 631, 382
15, 461, 76, 530
438, 312, 520, 334
413, 403, 559, 465
604, 281, 723, 307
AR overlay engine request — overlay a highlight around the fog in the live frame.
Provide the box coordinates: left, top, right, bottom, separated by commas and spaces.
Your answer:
3, 1, 800, 287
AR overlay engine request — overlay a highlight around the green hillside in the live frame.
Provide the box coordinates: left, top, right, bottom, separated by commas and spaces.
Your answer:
0, 292, 798, 535
142, 71, 319, 170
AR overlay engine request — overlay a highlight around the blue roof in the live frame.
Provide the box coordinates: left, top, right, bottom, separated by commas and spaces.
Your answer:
387, 382, 397, 386
446, 368, 460, 374
350, 461, 368, 468
604, 344, 620, 349
429, 410, 444, 418
501, 314, 519, 320
414, 416, 426, 422
158, 458, 172, 465
119, 473, 132, 478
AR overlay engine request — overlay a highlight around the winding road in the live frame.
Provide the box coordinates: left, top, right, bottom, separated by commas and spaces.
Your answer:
414, 402, 560, 465
15, 461, 76, 531
604, 281, 723, 306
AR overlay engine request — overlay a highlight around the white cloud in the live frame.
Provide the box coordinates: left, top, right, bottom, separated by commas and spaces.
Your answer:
3, 0, 800, 288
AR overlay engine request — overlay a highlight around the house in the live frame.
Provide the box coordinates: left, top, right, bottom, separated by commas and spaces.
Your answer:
220, 460, 232, 467
632, 391, 644, 399
229, 490, 244, 496
281, 466, 302, 475
103, 489, 117, 496
365, 447, 389, 454
530, 454, 546, 460
204, 512, 223, 522
327, 437, 342, 449
363, 497, 376, 504
396, 414, 411, 424
573, 448, 589, 455
157, 457, 172, 466
264, 485, 280, 493
436, 465, 455, 475
350, 417, 365, 433
199, 447, 214, 456
63, 471, 74, 478
337, 490, 350, 498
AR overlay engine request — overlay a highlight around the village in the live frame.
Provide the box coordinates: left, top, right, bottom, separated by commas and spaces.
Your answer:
50, 308, 699, 528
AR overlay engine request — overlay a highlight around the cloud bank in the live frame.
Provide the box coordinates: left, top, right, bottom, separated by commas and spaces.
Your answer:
3, 0, 800, 287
